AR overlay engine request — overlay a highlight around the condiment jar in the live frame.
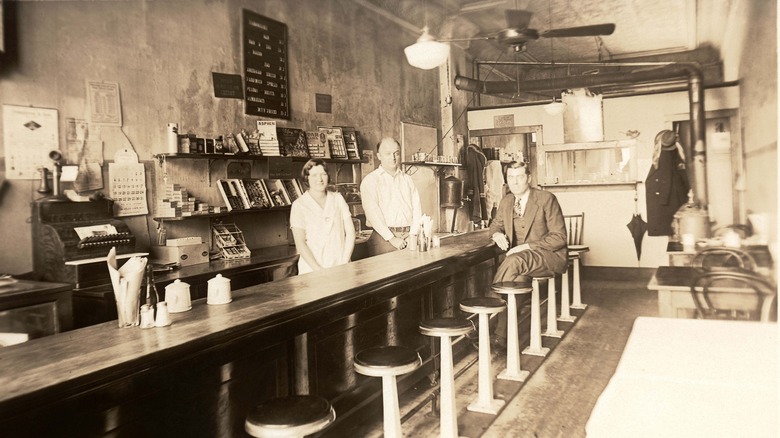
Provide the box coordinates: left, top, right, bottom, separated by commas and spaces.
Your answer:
165, 279, 192, 313
207, 274, 232, 305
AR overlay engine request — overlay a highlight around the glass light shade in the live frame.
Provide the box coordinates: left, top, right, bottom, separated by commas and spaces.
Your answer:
544, 100, 566, 115
404, 28, 449, 70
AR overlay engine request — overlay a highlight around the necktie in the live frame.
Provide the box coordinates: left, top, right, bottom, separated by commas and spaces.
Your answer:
514, 198, 524, 217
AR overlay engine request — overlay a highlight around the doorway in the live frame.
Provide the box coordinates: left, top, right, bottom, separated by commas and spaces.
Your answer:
673, 109, 743, 229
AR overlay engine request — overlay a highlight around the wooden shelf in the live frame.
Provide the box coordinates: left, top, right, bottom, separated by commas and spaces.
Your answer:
402, 161, 461, 167
539, 181, 640, 188
155, 153, 366, 164
153, 206, 291, 222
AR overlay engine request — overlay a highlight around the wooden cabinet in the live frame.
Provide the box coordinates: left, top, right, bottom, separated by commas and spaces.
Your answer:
0, 279, 72, 340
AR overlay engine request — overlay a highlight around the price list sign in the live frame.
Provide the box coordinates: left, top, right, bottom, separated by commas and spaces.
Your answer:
242, 10, 290, 119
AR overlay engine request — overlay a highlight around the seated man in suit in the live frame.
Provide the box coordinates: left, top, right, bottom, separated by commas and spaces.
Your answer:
489, 161, 568, 340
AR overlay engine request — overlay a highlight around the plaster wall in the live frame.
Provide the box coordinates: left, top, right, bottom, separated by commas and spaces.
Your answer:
467, 87, 741, 267
0, 0, 439, 274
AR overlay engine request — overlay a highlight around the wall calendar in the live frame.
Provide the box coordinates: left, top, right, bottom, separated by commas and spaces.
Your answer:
242, 10, 289, 119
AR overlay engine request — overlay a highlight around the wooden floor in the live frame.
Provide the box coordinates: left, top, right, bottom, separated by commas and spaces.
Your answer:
328, 277, 659, 438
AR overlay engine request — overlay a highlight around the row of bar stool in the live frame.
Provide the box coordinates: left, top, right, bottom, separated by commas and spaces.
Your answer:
245, 271, 588, 437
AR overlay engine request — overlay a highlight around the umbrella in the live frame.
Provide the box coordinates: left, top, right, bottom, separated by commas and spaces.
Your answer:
626, 214, 648, 261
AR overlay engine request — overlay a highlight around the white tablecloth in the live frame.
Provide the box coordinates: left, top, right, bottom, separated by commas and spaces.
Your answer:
586, 317, 778, 437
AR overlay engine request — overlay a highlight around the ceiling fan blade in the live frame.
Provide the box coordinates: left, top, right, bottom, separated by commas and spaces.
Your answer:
505, 9, 533, 30
541, 23, 616, 38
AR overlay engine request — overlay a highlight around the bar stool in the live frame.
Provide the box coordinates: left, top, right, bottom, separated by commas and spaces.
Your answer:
419, 317, 473, 438
354, 345, 422, 438
523, 276, 550, 357
569, 247, 590, 309
245, 395, 335, 438
542, 276, 564, 338
459, 297, 506, 414
491, 282, 532, 382
558, 268, 576, 323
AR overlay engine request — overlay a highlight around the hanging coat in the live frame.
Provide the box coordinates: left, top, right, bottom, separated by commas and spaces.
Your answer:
460, 144, 487, 221
645, 147, 689, 236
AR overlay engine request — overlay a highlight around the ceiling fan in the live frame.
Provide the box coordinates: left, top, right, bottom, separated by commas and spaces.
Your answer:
467, 9, 616, 52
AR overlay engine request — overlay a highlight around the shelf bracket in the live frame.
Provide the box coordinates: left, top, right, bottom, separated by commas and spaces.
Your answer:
207, 159, 218, 187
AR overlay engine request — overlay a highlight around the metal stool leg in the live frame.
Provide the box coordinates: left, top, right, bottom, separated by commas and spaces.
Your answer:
468, 312, 505, 414
523, 278, 550, 357
570, 256, 588, 309
543, 277, 564, 338
498, 293, 529, 381
558, 267, 575, 322
381, 375, 402, 438
439, 335, 459, 438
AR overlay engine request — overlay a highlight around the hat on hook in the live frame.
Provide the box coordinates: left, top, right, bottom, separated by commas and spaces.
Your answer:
655, 129, 677, 148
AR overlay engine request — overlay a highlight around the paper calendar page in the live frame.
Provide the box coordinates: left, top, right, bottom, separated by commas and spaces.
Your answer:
2, 105, 60, 179
109, 148, 148, 217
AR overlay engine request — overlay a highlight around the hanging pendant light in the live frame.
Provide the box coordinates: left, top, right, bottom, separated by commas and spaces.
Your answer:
404, 26, 450, 70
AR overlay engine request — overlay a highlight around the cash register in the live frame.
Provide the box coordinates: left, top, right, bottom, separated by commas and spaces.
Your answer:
31, 198, 147, 328
31, 198, 143, 288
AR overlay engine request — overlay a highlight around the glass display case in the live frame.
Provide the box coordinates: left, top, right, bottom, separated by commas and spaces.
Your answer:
537, 140, 637, 186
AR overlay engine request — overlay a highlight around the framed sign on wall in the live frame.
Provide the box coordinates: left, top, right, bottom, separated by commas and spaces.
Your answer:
242, 10, 290, 119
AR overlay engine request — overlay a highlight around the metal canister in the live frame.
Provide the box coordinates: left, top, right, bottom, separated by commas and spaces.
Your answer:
440, 175, 463, 208
673, 202, 711, 242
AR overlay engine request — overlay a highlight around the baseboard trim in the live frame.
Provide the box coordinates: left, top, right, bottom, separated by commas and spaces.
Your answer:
581, 266, 656, 282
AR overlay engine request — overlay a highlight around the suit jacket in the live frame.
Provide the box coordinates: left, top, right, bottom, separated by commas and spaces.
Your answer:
488, 188, 568, 274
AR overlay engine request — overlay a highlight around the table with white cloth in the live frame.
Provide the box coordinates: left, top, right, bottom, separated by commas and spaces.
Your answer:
586, 317, 778, 437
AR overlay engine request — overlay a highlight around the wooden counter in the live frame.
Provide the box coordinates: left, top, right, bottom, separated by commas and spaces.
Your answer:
0, 231, 498, 437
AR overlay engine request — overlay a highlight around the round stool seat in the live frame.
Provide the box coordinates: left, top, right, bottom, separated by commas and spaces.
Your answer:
245, 395, 335, 438
460, 297, 506, 314
419, 317, 472, 337
492, 282, 533, 295
354, 345, 421, 377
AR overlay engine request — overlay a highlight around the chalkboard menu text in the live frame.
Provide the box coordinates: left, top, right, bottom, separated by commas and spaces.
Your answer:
242, 10, 290, 119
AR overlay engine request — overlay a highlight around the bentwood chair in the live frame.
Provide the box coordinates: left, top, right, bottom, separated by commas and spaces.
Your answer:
690, 247, 757, 272
563, 213, 589, 309
689, 270, 777, 322
712, 223, 752, 239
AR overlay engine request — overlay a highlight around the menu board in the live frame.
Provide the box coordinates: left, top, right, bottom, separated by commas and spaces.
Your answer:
242, 10, 289, 119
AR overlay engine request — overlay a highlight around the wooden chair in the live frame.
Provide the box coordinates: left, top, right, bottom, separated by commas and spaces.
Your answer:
712, 223, 752, 239
690, 247, 757, 272
564, 213, 585, 248
690, 270, 777, 322
563, 213, 589, 309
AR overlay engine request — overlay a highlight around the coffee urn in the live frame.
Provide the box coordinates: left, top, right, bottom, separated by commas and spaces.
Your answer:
440, 175, 463, 233
672, 191, 711, 243
440, 175, 463, 208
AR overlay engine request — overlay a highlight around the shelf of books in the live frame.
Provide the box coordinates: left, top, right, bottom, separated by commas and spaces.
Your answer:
154, 153, 366, 164
154, 121, 368, 164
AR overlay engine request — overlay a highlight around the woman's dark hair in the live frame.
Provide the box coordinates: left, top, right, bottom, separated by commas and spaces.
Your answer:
301, 159, 328, 186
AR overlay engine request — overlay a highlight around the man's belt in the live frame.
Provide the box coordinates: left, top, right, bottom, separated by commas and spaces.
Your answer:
388, 226, 411, 232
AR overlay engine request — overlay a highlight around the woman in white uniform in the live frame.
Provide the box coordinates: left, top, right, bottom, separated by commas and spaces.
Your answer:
290, 159, 355, 274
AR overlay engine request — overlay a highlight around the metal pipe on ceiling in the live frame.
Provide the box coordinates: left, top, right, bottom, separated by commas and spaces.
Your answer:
454, 62, 709, 206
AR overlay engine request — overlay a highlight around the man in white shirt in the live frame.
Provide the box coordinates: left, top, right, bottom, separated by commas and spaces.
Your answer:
360, 137, 422, 256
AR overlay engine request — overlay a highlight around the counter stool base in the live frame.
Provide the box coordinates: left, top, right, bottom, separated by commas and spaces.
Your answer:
497, 368, 530, 382
467, 398, 506, 415
522, 345, 550, 357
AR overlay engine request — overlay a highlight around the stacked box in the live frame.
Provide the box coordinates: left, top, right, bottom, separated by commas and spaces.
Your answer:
157, 184, 207, 218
